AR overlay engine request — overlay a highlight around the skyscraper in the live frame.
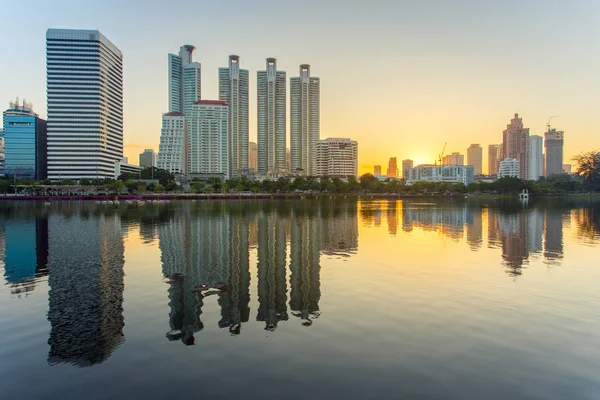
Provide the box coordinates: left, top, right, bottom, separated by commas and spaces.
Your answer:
545, 128, 564, 176
502, 113, 529, 179
290, 64, 320, 175
467, 144, 482, 175
219, 55, 249, 177
387, 157, 398, 178
374, 165, 382, 176
528, 135, 544, 181
248, 141, 258, 172
157, 112, 187, 176
443, 152, 464, 166
488, 144, 501, 175
402, 159, 413, 180
3, 99, 47, 180
46, 29, 123, 180
187, 100, 229, 179
168, 45, 201, 115
257, 58, 286, 176
316, 138, 358, 177
139, 149, 157, 168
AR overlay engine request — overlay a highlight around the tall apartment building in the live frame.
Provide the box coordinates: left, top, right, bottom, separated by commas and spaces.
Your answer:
3, 99, 47, 179
46, 29, 123, 180
443, 152, 464, 166
257, 58, 286, 176
168, 45, 201, 115
387, 157, 398, 178
374, 165, 382, 176
545, 128, 564, 176
502, 113, 529, 179
498, 158, 519, 178
157, 112, 187, 176
402, 159, 413, 179
0, 132, 4, 176
316, 138, 358, 177
528, 135, 544, 181
187, 100, 229, 179
467, 144, 482, 175
139, 149, 157, 168
249, 141, 258, 172
290, 64, 320, 175
488, 144, 501, 175
219, 55, 249, 177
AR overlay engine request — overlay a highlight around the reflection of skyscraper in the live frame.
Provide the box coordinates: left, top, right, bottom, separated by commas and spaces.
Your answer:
498, 212, 529, 276
290, 211, 321, 326
321, 200, 359, 255
544, 210, 564, 262
47, 215, 124, 366
466, 207, 483, 250
256, 211, 288, 330
387, 200, 398, 235
401, 202, 466, 240
527, 208, 544, 254
3, 217, 48, 293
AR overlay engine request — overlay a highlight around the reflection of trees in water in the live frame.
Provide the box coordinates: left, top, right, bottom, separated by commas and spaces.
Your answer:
572, 203, 600, 245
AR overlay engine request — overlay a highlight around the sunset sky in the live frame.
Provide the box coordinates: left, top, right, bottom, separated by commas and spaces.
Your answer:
1, 0, 598, 175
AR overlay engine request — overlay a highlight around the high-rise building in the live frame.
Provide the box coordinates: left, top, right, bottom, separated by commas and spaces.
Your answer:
443, 152, 464, 166
467, 144, 482, 175
219, 55, 249, 177
0, 132, 4, 177
157, 112, 187, 176
187, 100, 229, 180
257, 58, 286, 176
316, 138, 358, 177
386, 157, 398, 178
502, 113, 529, 179
46, 29, 123, 180
139, 149, 157, 168
488, 144, 501, 175
374, 165, 382, 176
402, 159, 413, 179
168, 45, 201, 115
545, 128, 564, 176
248, 141, 258, 172
498, 158, 519, 178
528, 135, 544, 181
290, 64, 320, 175
3, 99, 47, 180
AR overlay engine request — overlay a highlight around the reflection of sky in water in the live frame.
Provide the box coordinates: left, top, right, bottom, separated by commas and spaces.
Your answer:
0, 199, 599, 400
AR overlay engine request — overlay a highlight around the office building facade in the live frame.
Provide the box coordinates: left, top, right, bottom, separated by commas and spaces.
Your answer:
219, 55, 249, 177
3, 100, 47, 180
257, 58, 286, 176
187, 100, 229, 179
387, 157, 398, 178
502, 113, 529, 179
405, 164, 475, 185
488, 144, 501, 175
46, 29, 123, 180
290, 64, 320, 175
545, 128, 564, 176
443, 152, 464, 166
168, 45, 201, 115
139, 149, 157, 168
157, 112, 187, 176
316, 138, 358, 177
528, 135, 544, 181
374, 165, 382, 176
402, 159, 413, 179
467, 144, 482, 175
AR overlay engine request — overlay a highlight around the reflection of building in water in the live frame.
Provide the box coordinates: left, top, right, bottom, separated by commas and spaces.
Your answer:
321, 201, 358, 256
544, 210, 564, 262
256, 211, 288, 330
466, 207, 483, 250
401, 203, 466, 240
498, 213, 529, 276
47, 215, 124, 366
527, 208, 544, 254
387, 200, 398, 235
2, 217, 49, 295
159, 204, 252, 342
290, 211, 321, 326
487, 209, 501, 249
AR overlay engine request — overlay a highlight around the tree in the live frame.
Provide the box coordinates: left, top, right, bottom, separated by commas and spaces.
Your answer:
359, 174, 378, 192
573, 150, 600, 191
109, 180, 126, 194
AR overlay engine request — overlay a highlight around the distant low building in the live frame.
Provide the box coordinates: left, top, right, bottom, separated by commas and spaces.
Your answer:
562, 164, 572, 174
316, 138, 358, 177
115, 157, 142, 179
405, 164, 474, 185
498, 158, 519, 178
374, 165, 381, 176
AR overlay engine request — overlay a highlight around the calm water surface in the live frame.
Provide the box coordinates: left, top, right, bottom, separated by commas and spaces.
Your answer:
0, 198, 599, 400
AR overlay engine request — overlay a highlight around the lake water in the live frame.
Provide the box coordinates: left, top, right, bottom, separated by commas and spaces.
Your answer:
0, 198, 599, 400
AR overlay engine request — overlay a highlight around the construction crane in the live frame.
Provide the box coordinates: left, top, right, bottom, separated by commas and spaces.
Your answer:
437, 142, 447, 166
547, 115, 560, 131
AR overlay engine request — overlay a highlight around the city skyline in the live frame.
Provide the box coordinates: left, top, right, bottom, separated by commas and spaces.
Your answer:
1, 1, 598, 175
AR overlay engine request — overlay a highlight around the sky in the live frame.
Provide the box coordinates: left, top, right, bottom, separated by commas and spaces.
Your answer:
1, 0, 599, 175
